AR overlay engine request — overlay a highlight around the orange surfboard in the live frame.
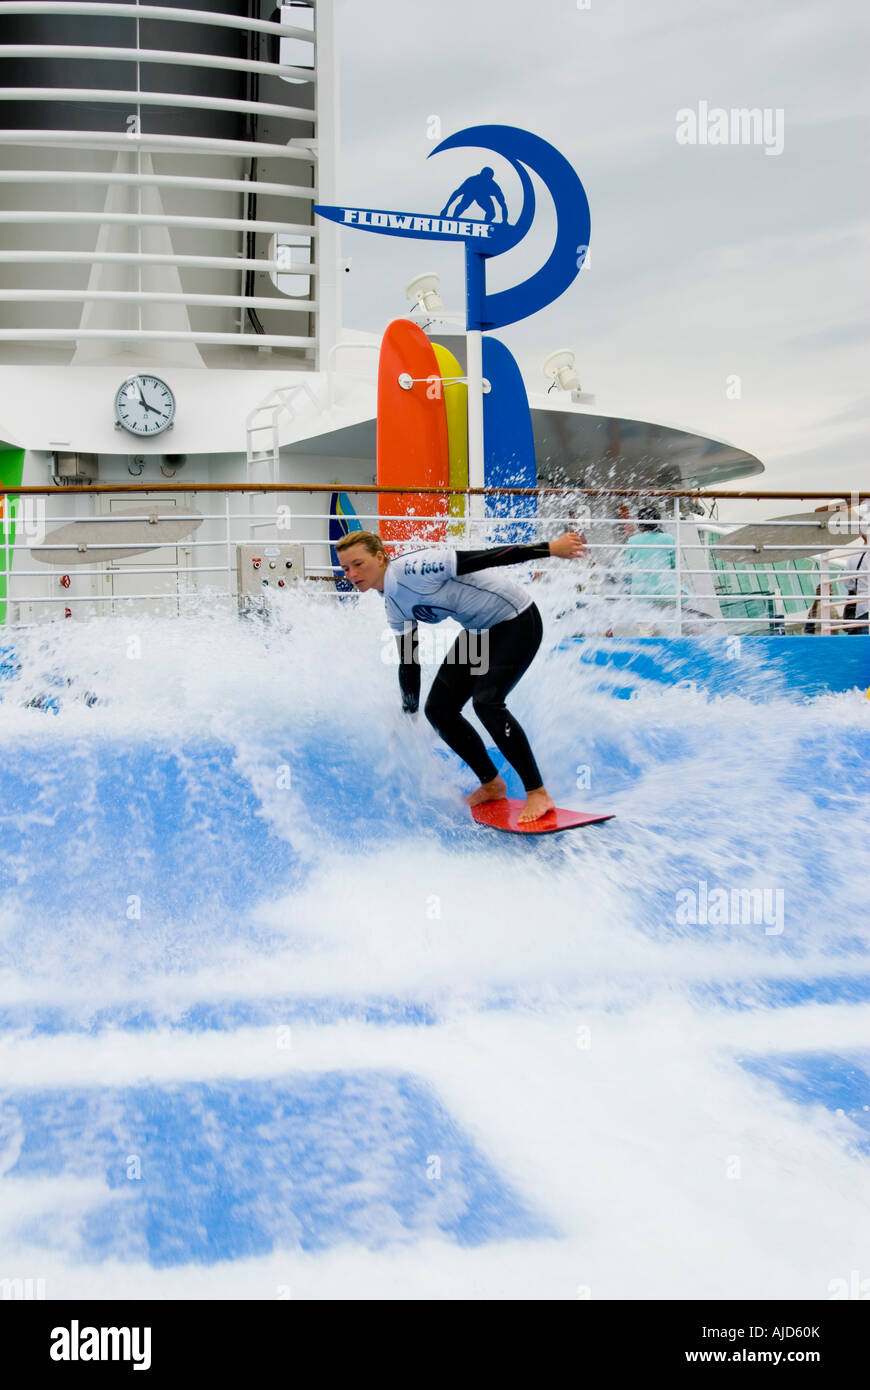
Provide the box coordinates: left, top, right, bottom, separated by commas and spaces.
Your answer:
377, 318, 449, 545
471, 799, 615, 835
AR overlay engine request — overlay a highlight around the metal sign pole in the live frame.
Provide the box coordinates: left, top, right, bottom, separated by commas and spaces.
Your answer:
465, 248, 487, 540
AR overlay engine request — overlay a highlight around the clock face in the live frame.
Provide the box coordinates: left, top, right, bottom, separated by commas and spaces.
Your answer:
115, 375, 176, 436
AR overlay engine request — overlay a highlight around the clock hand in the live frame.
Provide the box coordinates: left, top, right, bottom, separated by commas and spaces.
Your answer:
133, 382, 161, 415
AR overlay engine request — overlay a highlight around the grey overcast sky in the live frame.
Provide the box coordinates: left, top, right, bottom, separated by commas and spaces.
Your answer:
332, 0, 868, 500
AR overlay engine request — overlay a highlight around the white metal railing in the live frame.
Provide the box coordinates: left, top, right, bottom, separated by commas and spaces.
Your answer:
1, 486, 866, 633
0, 210, 316, 236
0, 45, 312, 82
246, 383, 323, 481
0, 291, 317, 312
324, 341, 380, 407
0, 130, 317, 161
0, 87, 312, 122
0, 251, 315, 273
0, 330, 315, 348
0, 170, 315, 199
0, 5, 307, 39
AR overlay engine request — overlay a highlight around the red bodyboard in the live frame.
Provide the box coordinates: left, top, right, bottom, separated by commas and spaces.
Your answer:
470, 798, 615, 835
377, 318, 449, 544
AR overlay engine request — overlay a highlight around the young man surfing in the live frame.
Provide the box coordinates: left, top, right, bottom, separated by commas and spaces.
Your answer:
335, 530, 586, 823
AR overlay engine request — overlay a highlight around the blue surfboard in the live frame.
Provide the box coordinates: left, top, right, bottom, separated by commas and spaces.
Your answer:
482, 336, 537, 543
329, 491, 362, 592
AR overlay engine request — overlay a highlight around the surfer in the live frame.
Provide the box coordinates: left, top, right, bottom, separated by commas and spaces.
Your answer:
335, 531, 586, 822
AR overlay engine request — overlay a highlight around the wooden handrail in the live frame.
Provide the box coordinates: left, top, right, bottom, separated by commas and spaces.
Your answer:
2, 483, 867, 500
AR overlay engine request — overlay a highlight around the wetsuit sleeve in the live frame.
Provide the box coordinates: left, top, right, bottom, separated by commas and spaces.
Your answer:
395, 623, 420, 713
455, 542, 551, 574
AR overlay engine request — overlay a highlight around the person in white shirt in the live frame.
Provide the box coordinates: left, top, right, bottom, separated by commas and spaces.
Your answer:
842, 531, 869, 634
335, 529, 586, 823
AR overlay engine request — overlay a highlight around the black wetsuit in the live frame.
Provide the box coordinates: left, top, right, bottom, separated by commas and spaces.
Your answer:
396, 542, 549, 791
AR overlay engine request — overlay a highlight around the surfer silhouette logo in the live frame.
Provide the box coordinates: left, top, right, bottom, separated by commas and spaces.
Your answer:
440, 167, 509, 223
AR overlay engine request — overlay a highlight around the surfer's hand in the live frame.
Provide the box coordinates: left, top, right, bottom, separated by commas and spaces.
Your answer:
549, 531, 586, 560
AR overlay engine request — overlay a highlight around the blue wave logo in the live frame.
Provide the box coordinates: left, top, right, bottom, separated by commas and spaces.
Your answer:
314, 124, 590, 330
411, 604, 446, 624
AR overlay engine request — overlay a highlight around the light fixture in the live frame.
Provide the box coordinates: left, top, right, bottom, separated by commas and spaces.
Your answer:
405, 271, 443, 313
542, 348, 582, 392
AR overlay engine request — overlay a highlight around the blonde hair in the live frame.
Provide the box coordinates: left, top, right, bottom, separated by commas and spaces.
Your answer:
334, 530, 388, 560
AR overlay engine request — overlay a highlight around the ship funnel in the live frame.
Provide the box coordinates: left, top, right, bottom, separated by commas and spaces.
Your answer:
0, 1, 340, 369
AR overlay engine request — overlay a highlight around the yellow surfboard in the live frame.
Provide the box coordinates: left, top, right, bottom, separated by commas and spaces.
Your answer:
432, 343, 468, 536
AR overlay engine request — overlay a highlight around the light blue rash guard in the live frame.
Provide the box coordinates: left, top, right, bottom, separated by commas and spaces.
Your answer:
623, 530, 678, 598
383, 546, 533, 633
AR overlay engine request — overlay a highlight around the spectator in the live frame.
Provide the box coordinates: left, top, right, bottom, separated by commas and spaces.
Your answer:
803, 586, 822, 635
842, 530, 869, 634
620, 505, 678, 599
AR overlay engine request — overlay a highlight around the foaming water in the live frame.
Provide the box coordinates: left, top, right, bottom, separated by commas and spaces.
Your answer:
0, 590, 868, 1297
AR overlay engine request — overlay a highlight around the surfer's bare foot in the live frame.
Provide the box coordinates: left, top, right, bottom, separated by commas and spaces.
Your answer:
465, 775, 507, 807
517, 787, 556, 823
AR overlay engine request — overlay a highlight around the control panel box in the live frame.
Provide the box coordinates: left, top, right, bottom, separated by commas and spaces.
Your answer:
236, 543, 305, 613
